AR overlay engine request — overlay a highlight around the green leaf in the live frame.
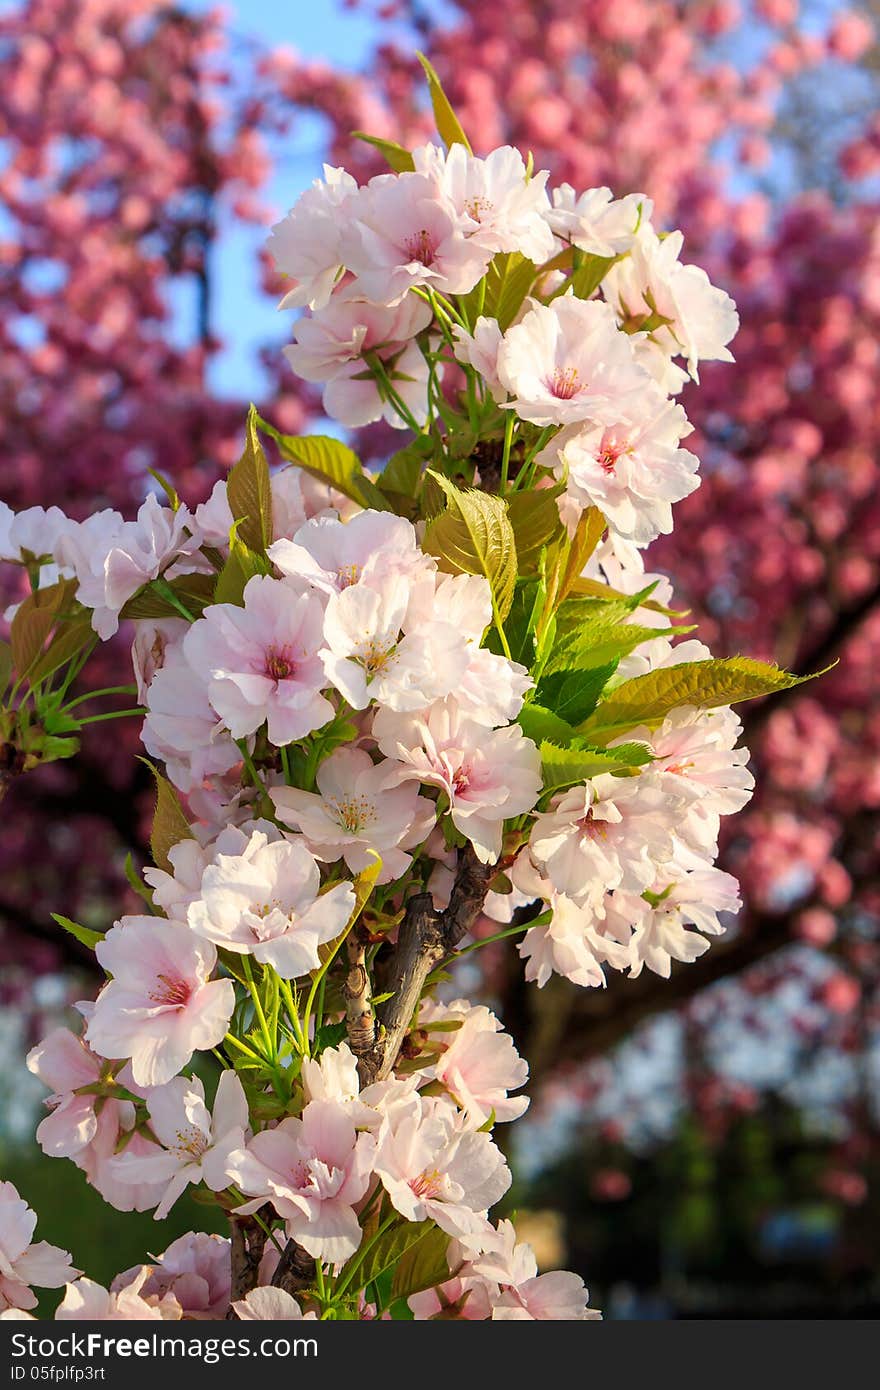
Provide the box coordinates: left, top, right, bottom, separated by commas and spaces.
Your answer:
377, 437, 434, 517
213, 535, 269, 607
416, 52, 472, 153
569, 574, 687, 618
0, 639, 14, 696
351, 131, 415, 172
124, 852, 156, 911
139, 758, 194, 872
536, 658, 619, 725
542, 600, 665, 677
343, 1221, 442, 1298
540, 739, 653, 792
506, 486, 566, 574
50, 913, 104, 951
390, 1225, 451, 1302
582, 657, 831, 737
423, 472, 517, 622
256, 418, 392, 512
462, 252, 536, 332
9, 582, 74, 678
517, 702, 578, 747
146, 468, 180, 512
26, 617, 96, 687
227, 405, 273, 555
568, 254, 618, 300
119, 572, 217, 620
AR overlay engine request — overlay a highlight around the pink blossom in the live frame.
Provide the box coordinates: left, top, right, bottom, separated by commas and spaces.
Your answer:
186, 829, 355, 978
86, 917, 235, 1087
373, 700, 542, 863
110, 1071, 248, 1219
142, 643, 243, 795
271, 745, 435, 882
55, 1270, 180, 1321
528, 773, 680, 906
284, 289, 432, 429
496, 296, 651, 427
269, 510, 430, 598
233, 1287, 316, 1319
373, 1095, 510, 1249
57, 495, 201, 640
268, 166, 357, 311
340, 171, 491, 304
548, 185, 651, 258
113, 1233, 231, 1320
603, 222, 738, 377
321, 575, 471, 712
546, 392, 701, 544
227, 1101, 376, 1264
412, 142, 555, 263
183, 575, 334, 745
0, 1182, 79, 1314
419, 999, 529, 1125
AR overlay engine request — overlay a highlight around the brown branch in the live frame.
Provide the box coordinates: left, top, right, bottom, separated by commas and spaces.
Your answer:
361, 843, 494, 1084
270, 1239, 315, 1297
226, 1211, 270, 1316
343, 928, 376, 1057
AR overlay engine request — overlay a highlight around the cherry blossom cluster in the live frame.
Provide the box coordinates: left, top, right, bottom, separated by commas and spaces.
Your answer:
1, 69, 810, 1321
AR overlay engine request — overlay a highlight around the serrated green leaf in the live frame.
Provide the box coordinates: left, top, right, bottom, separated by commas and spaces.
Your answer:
416, 53, 472, 153
569, 574, 687, 618
423, 472, 517, 622
536, 659, 618, 725
540, 739, 653, 791
583, 657, 831, 737
139, 758, 194, 871
351, 131, 415, 172
506, 486, 565, 574
518, 702, 578, 746
390, 1225, 451, 1302
50, 913, 104, 951
256, 418, 391, 513
227, 405, 273, 555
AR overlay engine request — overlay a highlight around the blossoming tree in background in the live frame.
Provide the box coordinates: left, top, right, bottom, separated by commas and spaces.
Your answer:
0, 61, 825, 1319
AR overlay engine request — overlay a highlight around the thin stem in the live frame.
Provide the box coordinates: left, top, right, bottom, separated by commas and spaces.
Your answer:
77, 707, 145, 725
241, 955, 274, 1061
500, 412, 516, 495
333, 1213, 397, 1301
223, 1032, 263, 1063
280, 745, 294, 786
302, 927, 352, 1054
151, 576, 195, 622
64, 684, 139, 710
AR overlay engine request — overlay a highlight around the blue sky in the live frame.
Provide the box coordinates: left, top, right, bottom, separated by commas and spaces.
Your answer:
182, 2, 390, 399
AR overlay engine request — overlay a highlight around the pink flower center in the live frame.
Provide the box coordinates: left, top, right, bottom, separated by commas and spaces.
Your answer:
336, 563, 361, 589
405, 228, 437, 266
329, 793, 377, 835
173, 1125, 209, 1160
547, 364, 581, 400
598, 447, 620, 474
577, 807, 608, 840
409, 1168, 444, 1200
264, 645, 296, 682
149, 973, 192, 1007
